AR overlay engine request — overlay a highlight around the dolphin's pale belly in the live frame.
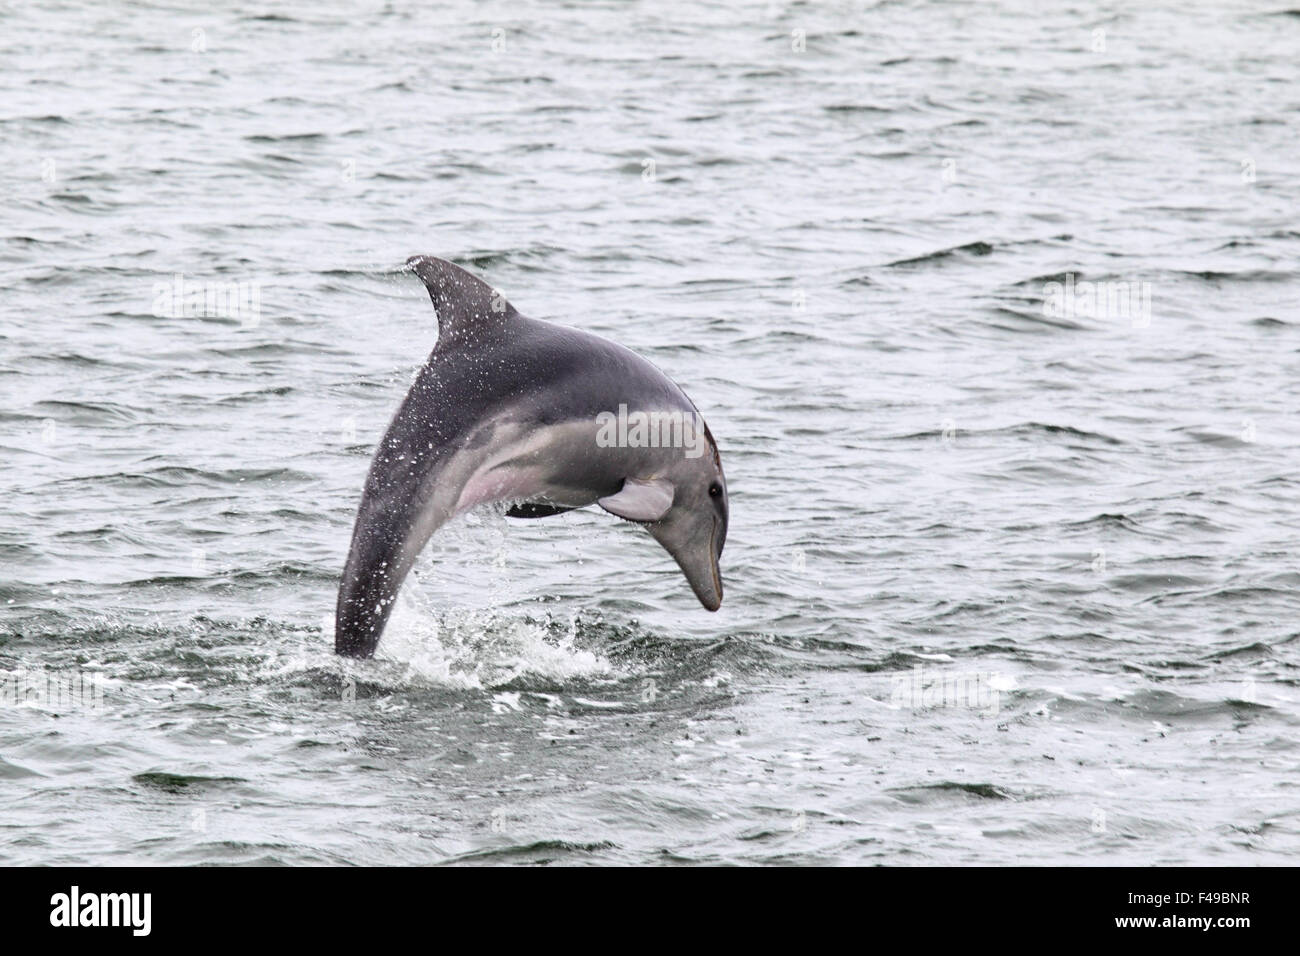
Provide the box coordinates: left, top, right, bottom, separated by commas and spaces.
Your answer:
451, 420, 626, 516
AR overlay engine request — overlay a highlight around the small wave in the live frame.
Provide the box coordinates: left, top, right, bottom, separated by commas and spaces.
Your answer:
887, 240, 994, 267
1108, 573, 1208, 593
443, 839, 618, 865
887, 782, 1016, 804
1172, 427, 1253, 448
986, 305, 1087, 332
1065, 513, 1142, 531
1117, 689, 1273, 722
31, 399, 139, 423
823, 103, 892, 114
1174, 269, 1295, 284
1204, 642, 1274, 662
243, 132, 327, 143
888, 422, 1122, 446
132, 771, 249, 793
1008, 270, 1084, 288
0, 757, 43, 780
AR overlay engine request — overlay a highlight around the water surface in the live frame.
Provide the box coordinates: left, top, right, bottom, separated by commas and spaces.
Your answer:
1, 0, 1298, 864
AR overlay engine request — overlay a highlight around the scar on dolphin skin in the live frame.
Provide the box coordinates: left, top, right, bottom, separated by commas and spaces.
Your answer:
334, 255, 729, 658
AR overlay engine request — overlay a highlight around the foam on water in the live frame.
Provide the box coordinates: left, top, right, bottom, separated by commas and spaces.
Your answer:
376, 599, 616, 689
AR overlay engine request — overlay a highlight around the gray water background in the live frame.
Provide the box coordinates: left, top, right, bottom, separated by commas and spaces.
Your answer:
1, 0, 1298, 864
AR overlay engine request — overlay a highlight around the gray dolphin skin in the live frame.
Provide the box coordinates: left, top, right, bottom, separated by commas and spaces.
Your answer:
334, 256, 729, 658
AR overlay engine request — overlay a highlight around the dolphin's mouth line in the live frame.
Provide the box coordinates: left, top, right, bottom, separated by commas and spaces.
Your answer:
709, 516, 723, 605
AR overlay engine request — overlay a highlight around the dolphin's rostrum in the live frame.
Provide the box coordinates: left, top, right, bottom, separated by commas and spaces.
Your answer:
334, 256, 729, 658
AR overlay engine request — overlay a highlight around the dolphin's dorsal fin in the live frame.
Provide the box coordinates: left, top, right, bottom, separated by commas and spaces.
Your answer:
407, 255, 517, 346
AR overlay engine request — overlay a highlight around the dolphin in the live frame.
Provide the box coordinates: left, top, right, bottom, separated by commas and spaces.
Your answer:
334, 255, 729, 658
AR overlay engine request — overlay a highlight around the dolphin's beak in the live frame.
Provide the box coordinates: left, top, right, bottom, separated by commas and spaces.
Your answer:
656, 514, 723, 611
701, 516, 723, 611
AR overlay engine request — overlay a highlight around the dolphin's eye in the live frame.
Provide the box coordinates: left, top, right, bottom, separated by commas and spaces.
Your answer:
709, 482, 722, 498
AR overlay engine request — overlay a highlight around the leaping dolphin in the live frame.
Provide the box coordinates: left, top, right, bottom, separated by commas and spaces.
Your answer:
334, 256, 729, 658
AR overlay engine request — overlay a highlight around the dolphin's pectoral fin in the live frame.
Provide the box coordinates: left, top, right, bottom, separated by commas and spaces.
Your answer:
506, 502, 576, 519
597, 477, 674, 523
